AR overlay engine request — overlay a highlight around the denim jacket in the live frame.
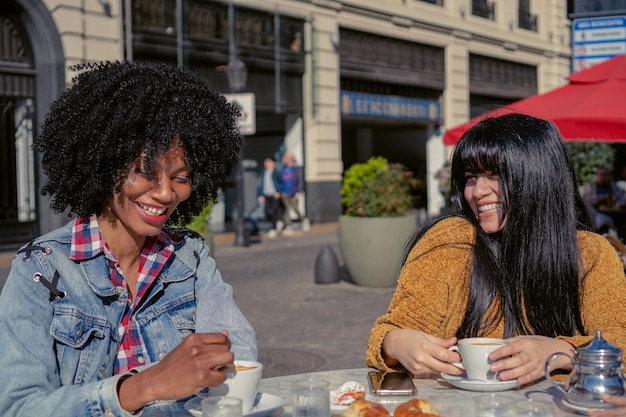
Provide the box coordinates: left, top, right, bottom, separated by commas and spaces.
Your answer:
0, 220, 257, 417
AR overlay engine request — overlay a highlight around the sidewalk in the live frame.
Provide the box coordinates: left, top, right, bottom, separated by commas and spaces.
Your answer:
207, 222, 396, 377
0, 223, 397, 378
0, 251, 12, 270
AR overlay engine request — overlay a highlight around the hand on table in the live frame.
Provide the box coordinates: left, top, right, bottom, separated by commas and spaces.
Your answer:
382, 329, 462, 375
587, 396, 626, 416
488, 335, 574, 385
118, 330, 234, 412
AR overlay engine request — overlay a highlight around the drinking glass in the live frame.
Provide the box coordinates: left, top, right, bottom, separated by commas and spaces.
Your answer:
512, 397, 557, 417
201, 396, 243, 417
293, 378, 330, 417
474, 393, 516, 417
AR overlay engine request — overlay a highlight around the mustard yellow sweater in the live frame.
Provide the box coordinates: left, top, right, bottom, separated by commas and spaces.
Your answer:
366, 217, 626, 372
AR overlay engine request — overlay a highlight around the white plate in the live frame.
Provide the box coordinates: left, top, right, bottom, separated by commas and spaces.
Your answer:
329, 390, 374, 411
185, 392, 283, 417
562, 398, 616, 415
440, 372, 519, 392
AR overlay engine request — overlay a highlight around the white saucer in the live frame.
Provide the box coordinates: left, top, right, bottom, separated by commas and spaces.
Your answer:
329, 391, 375, 411
562, 398, 615, 415
185, 393, 283, 417
440, 372, 519, 392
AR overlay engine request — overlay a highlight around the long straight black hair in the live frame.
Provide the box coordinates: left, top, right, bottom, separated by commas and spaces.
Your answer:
404, 113, 592, 338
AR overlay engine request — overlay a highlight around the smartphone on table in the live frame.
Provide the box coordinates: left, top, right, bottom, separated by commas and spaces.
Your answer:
367, 370, 417, 396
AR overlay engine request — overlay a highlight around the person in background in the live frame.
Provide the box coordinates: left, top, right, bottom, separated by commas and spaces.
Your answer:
435, 161, 452, 213
582, 165, 626, 209
0, 61, 257, 416
257, 156, 283, 238
615, 165, 626, 197
278, 151, 310, 234
367, 113, 626, 386
582, 165, 626, 236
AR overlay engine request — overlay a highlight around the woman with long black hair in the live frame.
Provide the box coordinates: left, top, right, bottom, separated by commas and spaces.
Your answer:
367, 113, 626, 386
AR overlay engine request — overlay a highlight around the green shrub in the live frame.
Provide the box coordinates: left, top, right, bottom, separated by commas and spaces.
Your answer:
185, 202, 214, 234
341, 156, 416, 217
565, 142, 615, 186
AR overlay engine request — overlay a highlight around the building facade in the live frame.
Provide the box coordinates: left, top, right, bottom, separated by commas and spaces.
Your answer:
1, 0, 573, 248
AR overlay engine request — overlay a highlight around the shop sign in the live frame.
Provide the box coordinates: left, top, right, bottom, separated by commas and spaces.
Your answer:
340, 91, 440, 121
223, 93, 256, 136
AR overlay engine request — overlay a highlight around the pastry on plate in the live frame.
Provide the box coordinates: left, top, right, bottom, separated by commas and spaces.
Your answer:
343, 399, 390, 417
334, 381, 367, 406
393, 399, 440, 416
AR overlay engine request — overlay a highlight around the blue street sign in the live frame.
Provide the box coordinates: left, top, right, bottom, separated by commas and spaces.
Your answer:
572, 16, 626, 72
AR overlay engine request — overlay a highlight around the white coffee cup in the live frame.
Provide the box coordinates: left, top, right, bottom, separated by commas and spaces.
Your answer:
208, 360, 263, 414
449, 337, 507, 382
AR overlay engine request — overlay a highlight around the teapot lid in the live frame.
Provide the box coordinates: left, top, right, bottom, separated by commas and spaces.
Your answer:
577, 330, 623, 363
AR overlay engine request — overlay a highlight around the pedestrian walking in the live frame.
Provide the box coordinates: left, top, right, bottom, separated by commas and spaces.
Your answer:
278, 151, 309, 234
258, 156, 283, 238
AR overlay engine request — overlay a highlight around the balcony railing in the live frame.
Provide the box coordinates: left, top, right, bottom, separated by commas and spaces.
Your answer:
131, 0, 304, 52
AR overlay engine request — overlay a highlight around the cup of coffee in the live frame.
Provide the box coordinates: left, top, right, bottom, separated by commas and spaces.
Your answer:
207, 360, 263, 414
449, 337, 507, 382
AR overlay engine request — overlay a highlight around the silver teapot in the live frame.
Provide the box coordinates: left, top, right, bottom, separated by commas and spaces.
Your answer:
545, 330, 626, 409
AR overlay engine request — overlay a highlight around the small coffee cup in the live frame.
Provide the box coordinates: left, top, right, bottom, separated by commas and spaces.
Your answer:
207, 360, 263, 414
449, 337, 507, 382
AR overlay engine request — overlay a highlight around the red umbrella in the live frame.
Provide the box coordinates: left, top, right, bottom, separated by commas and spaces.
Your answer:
443, 54, 626, 145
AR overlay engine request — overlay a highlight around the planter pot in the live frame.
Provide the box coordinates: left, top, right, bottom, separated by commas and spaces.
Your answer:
339, 214, 418, 287
199, 232, 215, 258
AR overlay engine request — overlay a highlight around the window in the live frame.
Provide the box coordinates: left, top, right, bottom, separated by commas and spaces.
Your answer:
472, 0, 495, 19
518, 0, 538, 32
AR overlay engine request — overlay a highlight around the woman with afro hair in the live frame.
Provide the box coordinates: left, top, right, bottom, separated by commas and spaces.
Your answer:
0, 61, 257, 416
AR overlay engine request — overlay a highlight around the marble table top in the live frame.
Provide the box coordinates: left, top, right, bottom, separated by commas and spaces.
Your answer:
141, 368, 587, 416
258, 368, 582, 417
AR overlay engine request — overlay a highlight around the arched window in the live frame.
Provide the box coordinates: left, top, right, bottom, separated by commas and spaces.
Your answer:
0, 12, 37, 247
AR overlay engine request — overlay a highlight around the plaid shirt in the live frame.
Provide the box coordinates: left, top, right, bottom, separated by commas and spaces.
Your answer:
70, 215, 174, 374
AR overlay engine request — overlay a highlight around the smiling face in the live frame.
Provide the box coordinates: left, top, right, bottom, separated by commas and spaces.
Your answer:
98, 142, 192, 247
464, 172, 504, 234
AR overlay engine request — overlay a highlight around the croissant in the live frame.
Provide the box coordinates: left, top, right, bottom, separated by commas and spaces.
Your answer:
393, 399, 440, 417
343, 399, 391, 417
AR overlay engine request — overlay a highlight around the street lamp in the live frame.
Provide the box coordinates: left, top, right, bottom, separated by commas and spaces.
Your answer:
226, 3, 249, 247
225, 56, 247, 93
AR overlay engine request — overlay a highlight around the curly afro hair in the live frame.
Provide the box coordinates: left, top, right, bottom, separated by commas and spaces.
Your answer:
34, 61, 242, 227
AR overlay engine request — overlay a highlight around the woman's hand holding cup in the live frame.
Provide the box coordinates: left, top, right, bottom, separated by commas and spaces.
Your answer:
448, 338, 508, 381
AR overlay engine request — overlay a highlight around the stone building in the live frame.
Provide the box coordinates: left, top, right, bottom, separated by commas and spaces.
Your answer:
1, 0, 572, 247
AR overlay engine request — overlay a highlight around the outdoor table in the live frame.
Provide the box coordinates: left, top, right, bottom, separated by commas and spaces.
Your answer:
141, 367, 583, 416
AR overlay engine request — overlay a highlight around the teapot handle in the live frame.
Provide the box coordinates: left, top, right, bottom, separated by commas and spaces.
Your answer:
545, 352, 574, 395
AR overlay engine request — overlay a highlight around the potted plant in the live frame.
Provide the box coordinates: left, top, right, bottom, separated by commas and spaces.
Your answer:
339, 156, 418, 287
184, 202, 215, 257
564, 142, 615, 186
